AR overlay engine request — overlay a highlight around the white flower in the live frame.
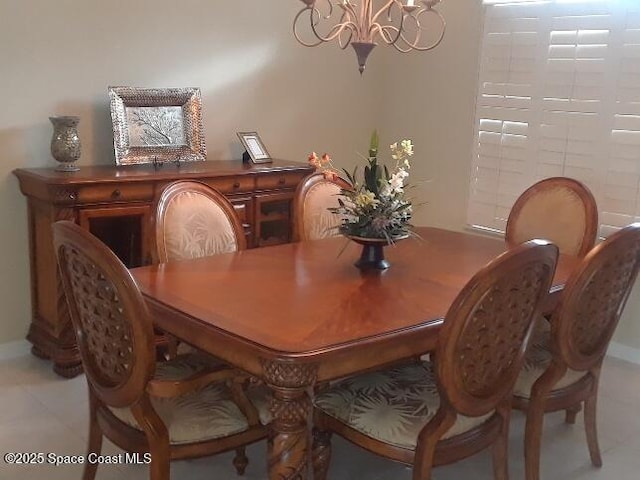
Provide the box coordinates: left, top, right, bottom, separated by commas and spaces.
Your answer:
389, 168, 409, 194
400, 139, 414, 157
380, 182, 393, 200
390, 139, 414, 166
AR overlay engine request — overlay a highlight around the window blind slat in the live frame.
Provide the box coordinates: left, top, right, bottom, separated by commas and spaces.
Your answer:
469, 0, 640, 238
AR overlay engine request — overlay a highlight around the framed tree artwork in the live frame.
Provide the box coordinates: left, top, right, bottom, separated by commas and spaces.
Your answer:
108, 86, 207, 165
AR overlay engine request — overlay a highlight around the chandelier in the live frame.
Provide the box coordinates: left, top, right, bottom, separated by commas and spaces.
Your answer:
293, 1, 446, 74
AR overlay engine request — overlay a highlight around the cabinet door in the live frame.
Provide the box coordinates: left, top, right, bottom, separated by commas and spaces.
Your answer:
78, 205, 152, 267
254, 192, 295, 247
229, 196, 255, 248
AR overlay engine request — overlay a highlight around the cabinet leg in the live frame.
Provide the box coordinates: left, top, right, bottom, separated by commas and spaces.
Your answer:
31, 345, 50, 360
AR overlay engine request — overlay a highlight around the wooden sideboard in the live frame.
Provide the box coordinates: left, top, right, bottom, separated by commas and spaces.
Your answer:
13, 160, 314, 377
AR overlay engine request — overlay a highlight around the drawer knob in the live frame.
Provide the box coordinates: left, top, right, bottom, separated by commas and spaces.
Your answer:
68, 192, 76, 201
111, 189, 122, 198
278, 177, 286, 185
233, 181, 241, 189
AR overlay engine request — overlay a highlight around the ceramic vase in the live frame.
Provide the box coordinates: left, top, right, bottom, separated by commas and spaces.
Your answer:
50, 116, 81, 172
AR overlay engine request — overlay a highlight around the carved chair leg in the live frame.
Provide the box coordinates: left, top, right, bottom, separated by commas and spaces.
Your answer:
565, 403, 582, 425
132, 400, 171, 480
82, 394, 103, 480
492, 408, 511, 480
148, 442, 170, 480
312, 427, 332, 480
524, 404, 545, 480
233, 447, 249, 475
584, 392, 602, 467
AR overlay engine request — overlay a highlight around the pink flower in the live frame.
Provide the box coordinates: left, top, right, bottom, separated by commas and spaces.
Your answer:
308, 152, 321, 168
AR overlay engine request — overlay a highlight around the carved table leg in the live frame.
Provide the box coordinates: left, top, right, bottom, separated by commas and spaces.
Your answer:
312, 428, 332, 480
262, 360, 318, 480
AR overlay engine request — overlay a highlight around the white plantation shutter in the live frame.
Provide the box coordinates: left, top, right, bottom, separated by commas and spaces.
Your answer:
469, 0, 640, 237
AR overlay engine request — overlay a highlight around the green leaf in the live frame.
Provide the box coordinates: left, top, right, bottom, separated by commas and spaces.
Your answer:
369, 129, 379, 159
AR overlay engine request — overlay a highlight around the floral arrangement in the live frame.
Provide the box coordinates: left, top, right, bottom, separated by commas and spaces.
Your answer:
308, 131, 415, 241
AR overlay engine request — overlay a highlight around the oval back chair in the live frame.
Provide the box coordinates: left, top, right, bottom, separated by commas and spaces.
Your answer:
506, 177, 598, 257
53, 221, 266, 480
313, 240, 558, 480
155, 181, 246, 263
514, 222, 640, 480
293, 173, 351, 242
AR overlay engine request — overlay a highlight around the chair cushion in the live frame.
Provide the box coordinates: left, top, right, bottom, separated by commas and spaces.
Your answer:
109, 356, 270, 445
303, 181, 344, 240
514, 320, 588, 398
314, 362, 492, 450
163, 190, 238, 260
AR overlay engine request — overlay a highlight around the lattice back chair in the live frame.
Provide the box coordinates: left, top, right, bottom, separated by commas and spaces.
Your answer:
53, 221, 267, 480
293, 173, 351, 242
513, 223, 640, 480
155, 180, 246, 263
506, 177, 598, 257
313, 240, 559, 480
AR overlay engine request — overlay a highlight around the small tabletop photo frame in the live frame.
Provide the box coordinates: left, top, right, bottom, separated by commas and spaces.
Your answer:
237, 131, 272, 164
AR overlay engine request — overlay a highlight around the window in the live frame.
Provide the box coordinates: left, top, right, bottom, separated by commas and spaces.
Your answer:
468, 0, 640, 237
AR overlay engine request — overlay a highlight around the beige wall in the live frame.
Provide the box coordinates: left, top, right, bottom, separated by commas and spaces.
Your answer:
2, 1, 639, 354
0, 0, 379, 343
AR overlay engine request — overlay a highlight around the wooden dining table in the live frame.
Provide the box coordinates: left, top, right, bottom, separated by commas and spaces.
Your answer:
130, 226, 578, 480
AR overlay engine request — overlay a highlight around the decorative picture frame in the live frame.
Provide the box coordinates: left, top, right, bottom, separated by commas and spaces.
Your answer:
237, 131, 272, 164
108, 86, 207, 166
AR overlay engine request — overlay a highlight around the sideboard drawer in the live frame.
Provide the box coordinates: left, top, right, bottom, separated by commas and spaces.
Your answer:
256, 172, 308, 191
77, 183, 154, 204
204, 176, 255, 194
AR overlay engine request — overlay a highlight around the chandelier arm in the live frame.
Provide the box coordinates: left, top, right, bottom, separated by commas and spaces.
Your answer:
338, 28, 355, 50
371, 3, 405, 47
370, 0, 400, 26
320, 0, 334, 20
377, 25, 412, 52
314, 5, 359, 42
405, 9, 446, 51
389, 40, 413, 54
371, 21, 403, 47
340, 1, 363, 40
314, 21, 358, 43
293, 8, 326, 47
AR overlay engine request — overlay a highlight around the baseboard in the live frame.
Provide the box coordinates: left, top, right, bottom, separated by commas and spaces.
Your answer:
0, 339, 30, 361
607, 341, 640, 365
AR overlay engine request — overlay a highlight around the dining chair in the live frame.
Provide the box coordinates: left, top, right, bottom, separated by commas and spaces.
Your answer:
312, 240, 559, 480
52, 221, 268, 480
506, 177, 598, 257
154, 180, 247, 263
293, 172, 351, 241
513, 222, 640, 480
154, 180, 247, 358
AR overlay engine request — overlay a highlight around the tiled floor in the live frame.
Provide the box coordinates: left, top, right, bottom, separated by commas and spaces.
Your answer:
1, 345, 639, 480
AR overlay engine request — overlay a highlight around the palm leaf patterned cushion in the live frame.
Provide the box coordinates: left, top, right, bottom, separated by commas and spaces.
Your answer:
303, 181, 345, 240
163, 190, 238, 261
109, 355, 269, 444
314, 362, 492, 450
514, 320, 587, 398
